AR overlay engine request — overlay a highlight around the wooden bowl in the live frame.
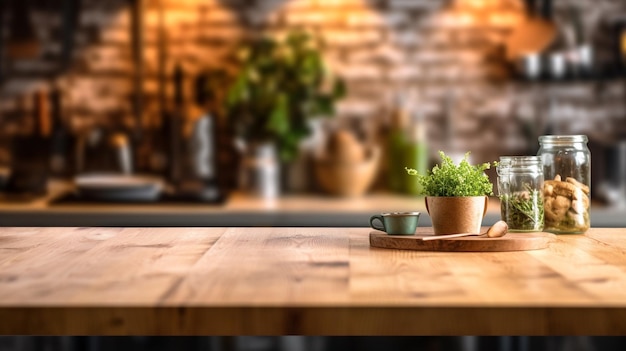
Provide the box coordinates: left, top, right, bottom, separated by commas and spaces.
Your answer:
314, 146, 380, 197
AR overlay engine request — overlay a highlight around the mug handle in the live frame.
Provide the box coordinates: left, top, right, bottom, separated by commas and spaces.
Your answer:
370, 215, 385, 232
425, 197, 430, 215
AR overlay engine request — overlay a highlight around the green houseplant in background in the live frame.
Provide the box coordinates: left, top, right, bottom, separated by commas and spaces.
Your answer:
226, 30, 346, 161
406, 151, 496, 235
226, 30, 345, 196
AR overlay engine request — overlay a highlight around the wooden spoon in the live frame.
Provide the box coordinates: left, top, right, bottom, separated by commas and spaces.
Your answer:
422, 221, 509, 241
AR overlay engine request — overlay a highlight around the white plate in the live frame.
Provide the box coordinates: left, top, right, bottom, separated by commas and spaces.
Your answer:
74, 174, 164, 202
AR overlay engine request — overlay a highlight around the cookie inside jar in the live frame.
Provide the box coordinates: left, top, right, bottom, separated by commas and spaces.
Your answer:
543, 174, 590, 233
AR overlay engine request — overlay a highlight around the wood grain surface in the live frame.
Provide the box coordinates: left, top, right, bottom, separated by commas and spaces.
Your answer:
370, 230, 555, 252
1, 227, 626, 335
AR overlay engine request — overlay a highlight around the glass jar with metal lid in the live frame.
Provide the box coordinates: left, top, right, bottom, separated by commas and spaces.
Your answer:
497, 156, 544, 232
537, 135, 591, 234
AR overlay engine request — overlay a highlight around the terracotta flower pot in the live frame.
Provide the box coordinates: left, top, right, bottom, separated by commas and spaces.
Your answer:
425, 196, 489, 235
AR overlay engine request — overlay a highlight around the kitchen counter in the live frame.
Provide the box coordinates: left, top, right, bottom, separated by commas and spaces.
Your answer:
0, 181, 624, 227
0, 191, 439, 227
0, 180, 491, 227
2, 226, 626, 335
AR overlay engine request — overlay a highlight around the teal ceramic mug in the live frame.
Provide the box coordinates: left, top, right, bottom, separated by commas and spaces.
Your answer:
369, 212, 420, 235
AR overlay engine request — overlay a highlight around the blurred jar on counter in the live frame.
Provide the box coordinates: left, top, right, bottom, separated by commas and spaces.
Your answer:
537, 135, 591, 234
497, 156, 544, 232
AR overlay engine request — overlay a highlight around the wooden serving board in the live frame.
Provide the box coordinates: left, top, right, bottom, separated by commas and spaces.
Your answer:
370, 229, 556, 252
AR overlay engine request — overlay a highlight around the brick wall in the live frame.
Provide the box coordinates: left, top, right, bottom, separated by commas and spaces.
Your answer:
1, 0, 625, 168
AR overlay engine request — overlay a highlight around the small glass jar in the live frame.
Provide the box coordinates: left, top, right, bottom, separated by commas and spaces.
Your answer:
537, 135, 591, 234
497, 156, 544, 232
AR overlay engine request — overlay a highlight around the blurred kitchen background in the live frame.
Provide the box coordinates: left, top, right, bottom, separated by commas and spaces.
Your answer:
1, 2, 626, 350
0, 0, 626, 226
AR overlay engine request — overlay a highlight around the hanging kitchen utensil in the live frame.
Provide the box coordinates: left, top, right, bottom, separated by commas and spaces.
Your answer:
505, 0, 557, 62
7, 0, 40, 59
6, 90, 50, 196
0, 1, 5, 83
60, 0, 80, 70
130, 0, 153, 173
153, 0, 171, 176
130, 0, 144, 142
166, 63, 184, 185
49, 84, 73, 177
157, 0, 167, 122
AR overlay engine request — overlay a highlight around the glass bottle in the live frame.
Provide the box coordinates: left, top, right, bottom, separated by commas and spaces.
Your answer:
537, 135, 591, 234
387, 92, 410, 193
497, 156, 544, 232
403, 110, 428, 195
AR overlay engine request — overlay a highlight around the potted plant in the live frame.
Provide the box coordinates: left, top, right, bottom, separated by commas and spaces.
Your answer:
406, 151, 496, 235
226, 30, 346, 196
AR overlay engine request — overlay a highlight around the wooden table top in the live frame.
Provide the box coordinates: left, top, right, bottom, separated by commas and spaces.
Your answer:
1, 226, 626, 335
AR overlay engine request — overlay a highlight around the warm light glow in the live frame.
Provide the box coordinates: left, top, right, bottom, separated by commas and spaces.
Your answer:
488, 11, 522, 27
457, 12, 476, 26
468, 0, 488, 9
456, 0, 506, 9
314, 0, 370, 7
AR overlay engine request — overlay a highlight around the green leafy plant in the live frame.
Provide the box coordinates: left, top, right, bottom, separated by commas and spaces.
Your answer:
226, 30, 346, 161
405, 151, 496, 196
500, 187, 544, 231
